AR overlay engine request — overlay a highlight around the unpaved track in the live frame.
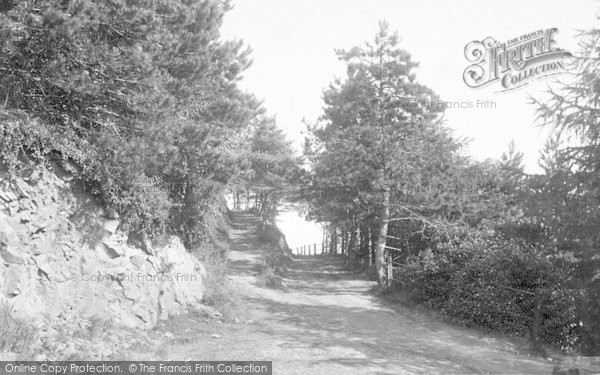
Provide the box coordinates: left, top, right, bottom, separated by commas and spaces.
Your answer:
154, 212, 556, 374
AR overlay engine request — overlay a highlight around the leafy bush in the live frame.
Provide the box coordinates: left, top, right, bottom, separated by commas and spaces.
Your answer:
258, 223, 292, 273
399, 234, 580, 350
0, 110, 92, 177
254, 222, 291, 288
178, 193, 232, 256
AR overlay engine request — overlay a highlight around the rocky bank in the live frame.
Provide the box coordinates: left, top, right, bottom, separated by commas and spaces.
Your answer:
0, 165, 206, 357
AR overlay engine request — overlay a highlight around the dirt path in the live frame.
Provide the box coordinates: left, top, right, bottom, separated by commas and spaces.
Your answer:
151, 212, 560, 374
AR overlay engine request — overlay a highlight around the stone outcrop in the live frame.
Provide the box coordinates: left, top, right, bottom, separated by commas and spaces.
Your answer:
0, 166, 205, 334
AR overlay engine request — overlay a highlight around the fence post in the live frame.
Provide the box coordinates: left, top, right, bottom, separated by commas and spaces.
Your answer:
386, 251, 393, 289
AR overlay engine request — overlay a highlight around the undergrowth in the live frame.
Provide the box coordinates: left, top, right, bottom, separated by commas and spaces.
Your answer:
0, 301, 38, 355
257, 244, 285, 289
201, 256, 244, 321
256, 222, 291, 289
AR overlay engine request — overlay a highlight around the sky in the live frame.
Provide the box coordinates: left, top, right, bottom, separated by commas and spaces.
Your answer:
221, 0, 599, 174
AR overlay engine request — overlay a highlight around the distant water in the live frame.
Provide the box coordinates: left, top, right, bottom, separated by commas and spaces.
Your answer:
276, 208, 325, 255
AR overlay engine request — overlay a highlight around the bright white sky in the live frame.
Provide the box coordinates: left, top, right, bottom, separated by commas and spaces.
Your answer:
221, 0, 598, 174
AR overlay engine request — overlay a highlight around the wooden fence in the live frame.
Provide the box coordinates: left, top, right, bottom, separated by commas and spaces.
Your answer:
293, 242, 327, 256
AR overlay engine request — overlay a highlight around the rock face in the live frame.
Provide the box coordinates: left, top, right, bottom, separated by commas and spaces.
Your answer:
0, 166, 205, 332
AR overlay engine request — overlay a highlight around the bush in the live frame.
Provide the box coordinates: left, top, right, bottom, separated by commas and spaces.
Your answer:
178, 194, 232, 257
0, 302, 38, 354
258, 223, 292, 273
81, 157, 172, 237
257, 244, 286, 289
399, 234, 580, 350
201, 257, 243, 321
0, 110, 92, 177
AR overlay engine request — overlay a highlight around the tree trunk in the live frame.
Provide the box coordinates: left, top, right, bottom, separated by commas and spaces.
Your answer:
348, 220, 358, 263
367, 225, 373, 266
333, 226, 338, 254
375, 189, 390, 288
329, 224, 335, 254
245, 188, 250, 210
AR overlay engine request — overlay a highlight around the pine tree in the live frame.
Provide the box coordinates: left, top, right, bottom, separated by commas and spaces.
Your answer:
307, 21, 454, 287
0, 0, 263, 241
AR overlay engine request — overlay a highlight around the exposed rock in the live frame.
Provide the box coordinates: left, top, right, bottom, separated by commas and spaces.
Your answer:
130, 254, 146, 269
2, 265, 28, 297
123, 284, 142, 302
105, 266, 128, 278
0, 165, 205, 343
0, 189, 17, 202
0, 247, 25, 265
52, 271, 68, 283
99, 241, 125, 258
36, 257, 55, 278
32, 236, 53, 255
158, 288, 184, 320
103, 219, 120, 235
146, 257, 161, 272
0, 225, 25, 265
7, 203, 18, 216
81, 255, 102, 276
12, 179, 33, 198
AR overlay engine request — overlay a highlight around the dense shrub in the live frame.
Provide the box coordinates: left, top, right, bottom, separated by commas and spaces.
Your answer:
255, 222, 291, 288
258, 223, 292, 273
176, 193, 232, 257
0, 110, 92, 176
399, 234, 580, 350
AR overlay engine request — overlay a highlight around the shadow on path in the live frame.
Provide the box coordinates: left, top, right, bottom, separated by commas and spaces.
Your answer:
156, 211, 562, 375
